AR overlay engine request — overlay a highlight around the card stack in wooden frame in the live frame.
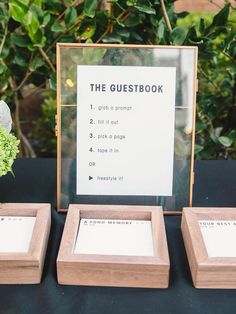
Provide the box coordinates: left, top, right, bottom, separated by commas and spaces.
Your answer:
57, 204, 169, 288
182, 207, 236, 288
0, 203, 51, 284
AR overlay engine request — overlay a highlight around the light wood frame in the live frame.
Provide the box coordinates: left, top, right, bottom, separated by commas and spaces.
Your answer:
57, 204, 169, 288
56, 43, 198, 212
0, 203, 51, 284
182, 207, 236, 288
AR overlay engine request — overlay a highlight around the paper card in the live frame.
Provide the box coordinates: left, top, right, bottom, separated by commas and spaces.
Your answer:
0, 216, 36, 253
76, 65, 176, 196
199, 220, 236, 258
74, 218, 154, 256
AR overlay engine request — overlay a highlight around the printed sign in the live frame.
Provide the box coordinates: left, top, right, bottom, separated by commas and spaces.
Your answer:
76, 65, 176, 196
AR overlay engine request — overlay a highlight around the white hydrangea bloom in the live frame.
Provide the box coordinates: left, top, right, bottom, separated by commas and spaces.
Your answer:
0, 100, 12, 133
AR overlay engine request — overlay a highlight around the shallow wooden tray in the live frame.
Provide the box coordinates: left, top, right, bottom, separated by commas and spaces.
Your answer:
57, 204, 169, 288
0, 203, 51, 284
182, 207, 236, 288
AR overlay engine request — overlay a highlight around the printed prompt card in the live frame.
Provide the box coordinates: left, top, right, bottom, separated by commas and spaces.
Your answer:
0, 216, 36, 253
199, 220, 236, 257
74, 218, 154, 256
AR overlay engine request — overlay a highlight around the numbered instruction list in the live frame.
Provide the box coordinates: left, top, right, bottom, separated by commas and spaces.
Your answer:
76, 65, 176, 196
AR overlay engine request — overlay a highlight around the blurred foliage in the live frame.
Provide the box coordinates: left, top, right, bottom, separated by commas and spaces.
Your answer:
0, 0, 235, 158
32, 91, 56, 157
179, 7, 236, 159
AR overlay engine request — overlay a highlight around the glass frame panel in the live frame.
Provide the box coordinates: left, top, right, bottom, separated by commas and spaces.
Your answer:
56, 43, 198, 212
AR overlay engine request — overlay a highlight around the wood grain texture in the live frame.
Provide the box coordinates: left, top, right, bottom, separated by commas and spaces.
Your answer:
57, 204, 169, 288
182, 207, 236, 288
0, 203, 51, 284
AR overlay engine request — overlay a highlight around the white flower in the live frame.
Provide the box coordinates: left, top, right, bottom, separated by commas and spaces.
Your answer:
0, 100, 12, 133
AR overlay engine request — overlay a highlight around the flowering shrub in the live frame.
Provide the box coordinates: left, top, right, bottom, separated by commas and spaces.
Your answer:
0, 100, 19, 176
0, 127, 19, 176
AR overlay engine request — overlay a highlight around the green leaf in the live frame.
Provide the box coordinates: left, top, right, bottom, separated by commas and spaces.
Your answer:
31, 4, 44, 23
0, 45, 10, 59
102, 34, 123, 43
220, 78, 233, 89
149, 14, 158, 27
77, 19, 96, 39
65, 7, 77, 28
218, 136, 233, 147
208, 26, 229, 39
23, 11, 40, 35
11, 34, 31, 47
43, 12, 51, 26
212, 3, 230, 27
27, 43, 37, 51
228, 41, 236, 58
29, 55, 44, 71
13, 54, 28, 67
116, 29, 130, 39
171, 26, 187, 45
33, 35, 46, 47
51, 21, 66, 32
0, 64, 7, 75
210, 132, 218, 144
82, 47, 107, 64
186, 26, 198, 43
84, 0, 98, 18
196, 122, 207, 132
9, 2, 28, 23
49, 73, 56, 90
124, 14, 141, 27
199, 18, 205, 34
130, 31, 143, 41
0, 7, 9, 22
113, 16, 125, 27
33, 0, 42, 6
136, 6, 155, 15
176, 11, 188, 19
157, 20, 165, 39
194, 144, 204, 154
58, 35, 75, 43
23, 10, 33, 25
15, 0, 30, 5
93, 47, 107, 61
134, 4, 156, 15
126, 1, 136, 6
86, 38, 93, 43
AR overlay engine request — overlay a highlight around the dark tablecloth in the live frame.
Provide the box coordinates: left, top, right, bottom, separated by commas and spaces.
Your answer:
0, 159, 236, 314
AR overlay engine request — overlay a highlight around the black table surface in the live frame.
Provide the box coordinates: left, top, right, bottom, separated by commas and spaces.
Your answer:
0, 159, 236, 314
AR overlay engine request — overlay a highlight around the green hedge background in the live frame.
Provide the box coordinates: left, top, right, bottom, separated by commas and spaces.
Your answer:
0, 0, 235, 158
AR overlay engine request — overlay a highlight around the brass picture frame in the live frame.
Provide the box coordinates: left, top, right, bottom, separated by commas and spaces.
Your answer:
56, 43, 198, 212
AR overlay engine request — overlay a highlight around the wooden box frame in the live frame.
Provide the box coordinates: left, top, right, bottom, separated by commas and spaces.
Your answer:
0, 203, 51, 284
182, 207, 236, 288
56, 43, 198, 213
57, 204, 169, 288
